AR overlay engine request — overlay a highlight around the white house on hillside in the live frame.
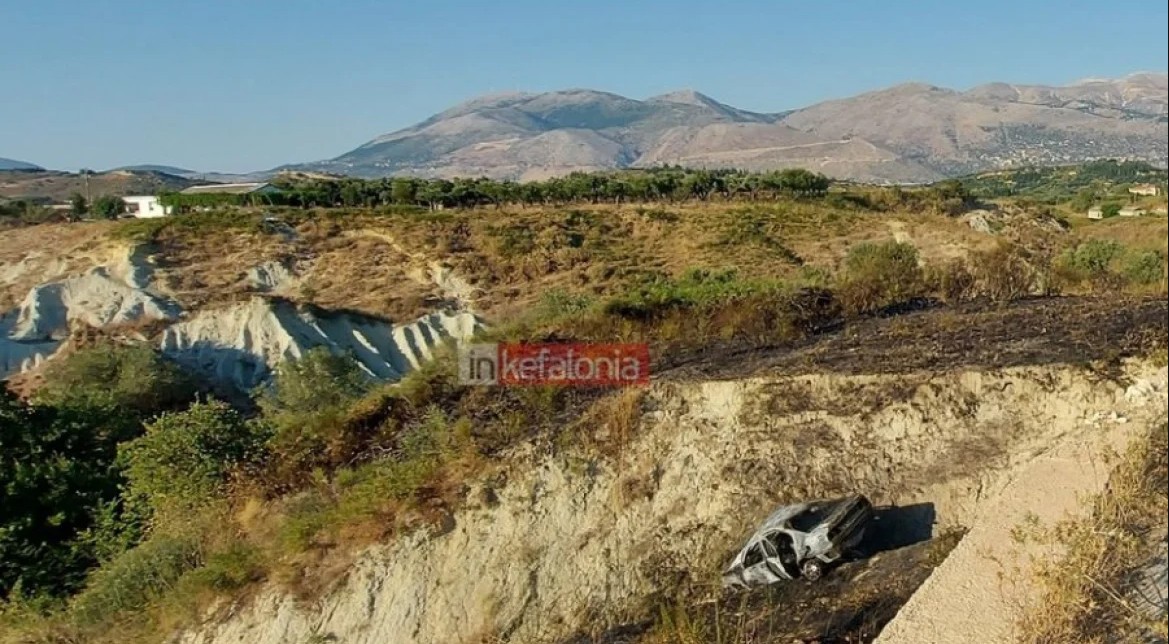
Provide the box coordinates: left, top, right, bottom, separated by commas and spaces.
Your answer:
1128, 184, 1160, 197
123, 195, 172, 218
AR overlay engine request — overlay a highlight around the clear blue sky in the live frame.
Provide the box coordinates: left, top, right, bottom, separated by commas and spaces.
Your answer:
2, 0, 1166, 173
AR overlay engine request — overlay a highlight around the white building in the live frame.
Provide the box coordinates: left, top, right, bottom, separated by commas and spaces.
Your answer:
1087, 206, 1104, 220
122, 195, 172, 218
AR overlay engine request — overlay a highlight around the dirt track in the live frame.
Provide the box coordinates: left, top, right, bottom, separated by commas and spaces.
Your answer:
875, 420, 1141, 644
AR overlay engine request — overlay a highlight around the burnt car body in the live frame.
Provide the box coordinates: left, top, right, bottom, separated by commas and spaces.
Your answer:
722, 494, 873, 587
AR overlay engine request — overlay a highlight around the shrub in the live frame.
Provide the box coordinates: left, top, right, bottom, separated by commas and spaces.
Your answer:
928, 258, 976, 303
67, 535, 201, 626
259, 349, 375, 482
1120, 250, 1166, 286
534, 289, 596, 324
969, 244, 1039, 303
604, 268, 788, 320
259, 347, 372, 416
1060, 239, 1124, 277
90, 195, 126, 220
120, 401, 269, 519
1100, 202, 1122, 218
836, 241, 924, 314
180, 542, 265, 591
1, 393, 137, 600
35, 343, 195, 419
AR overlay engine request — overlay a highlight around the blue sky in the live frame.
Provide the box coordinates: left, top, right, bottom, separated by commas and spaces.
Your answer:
2, 0, 1166, 173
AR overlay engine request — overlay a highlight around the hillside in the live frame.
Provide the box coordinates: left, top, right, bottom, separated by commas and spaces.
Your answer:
291, 74, 1168, 183
0, 169, 198, 203
957, 159, 1169, 201
108, 164, 196, 176
0, 158, 42, 171
781, 74, 1168, 176
1, 192, 1166, 644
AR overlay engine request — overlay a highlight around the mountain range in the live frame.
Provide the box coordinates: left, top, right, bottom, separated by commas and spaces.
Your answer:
6, 74, 1167, 186
295, 73, 1169, 184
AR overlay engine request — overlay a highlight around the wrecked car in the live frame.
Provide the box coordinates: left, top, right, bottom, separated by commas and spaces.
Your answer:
722, 494, 873, 587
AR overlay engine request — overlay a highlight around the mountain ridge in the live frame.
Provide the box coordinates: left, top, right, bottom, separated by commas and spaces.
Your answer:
289, 73, 1166, 183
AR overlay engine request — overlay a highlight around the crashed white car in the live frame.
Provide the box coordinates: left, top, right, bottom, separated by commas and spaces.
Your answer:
722, 494, 873, 587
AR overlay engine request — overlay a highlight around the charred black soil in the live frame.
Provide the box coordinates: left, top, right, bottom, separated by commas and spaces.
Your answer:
669, 297, 1167, 380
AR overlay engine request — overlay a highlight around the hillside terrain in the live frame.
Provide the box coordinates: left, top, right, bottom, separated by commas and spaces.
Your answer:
293, 74, 1168, 183
0, 158, 42, 171
0, 169, 197, 203
1, 186, 1166, 644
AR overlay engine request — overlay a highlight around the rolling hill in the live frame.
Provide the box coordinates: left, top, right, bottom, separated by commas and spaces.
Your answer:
0, 158, 42, 171
0, 169, 198, 202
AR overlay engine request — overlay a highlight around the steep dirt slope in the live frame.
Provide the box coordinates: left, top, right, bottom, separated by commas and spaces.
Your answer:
179, 360, 1167, 644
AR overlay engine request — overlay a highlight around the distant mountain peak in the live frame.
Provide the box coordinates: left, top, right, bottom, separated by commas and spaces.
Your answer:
648, 89, 718, 106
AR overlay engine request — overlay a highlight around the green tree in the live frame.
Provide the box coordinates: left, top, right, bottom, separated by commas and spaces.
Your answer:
69, 192, 88, 217
389, 178, 419, 205
1070, 187, 1097, 212
91, 195, 126, 219
0, 393, 130, 599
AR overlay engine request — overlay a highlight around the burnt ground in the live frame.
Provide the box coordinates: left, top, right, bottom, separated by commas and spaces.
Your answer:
665, 296, 1167, 380
560, 521, 964, 644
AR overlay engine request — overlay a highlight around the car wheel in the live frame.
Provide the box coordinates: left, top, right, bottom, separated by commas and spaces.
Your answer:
801, 559, 825, 582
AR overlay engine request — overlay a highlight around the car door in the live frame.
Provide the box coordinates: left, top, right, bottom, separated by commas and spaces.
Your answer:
762, 530, 798, 579
740, 541, 785, 586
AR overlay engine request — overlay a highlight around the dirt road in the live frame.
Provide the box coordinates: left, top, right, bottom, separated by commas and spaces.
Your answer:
874, 391, 1160, 644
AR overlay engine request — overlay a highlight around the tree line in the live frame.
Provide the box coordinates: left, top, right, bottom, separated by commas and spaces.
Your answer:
160, 167, 834, 211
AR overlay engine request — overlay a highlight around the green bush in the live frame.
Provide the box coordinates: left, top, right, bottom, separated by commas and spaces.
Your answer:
534, 289, 596, 324
120, 401, 268, 519
836, 241, 924, 314
180, 542, 264, 591
35, 343, 194, 418
259, 349, 375, 481
1060, 239, 1125, 276
1100, 203, 1122, 218
1120, 251, 1166, 285
604, 268, 788, 319
90, 195, 126, 220
276, 407, 472, 553
67, 535, 201, 626
258, 348, 372, 417
1, 393, 135, 600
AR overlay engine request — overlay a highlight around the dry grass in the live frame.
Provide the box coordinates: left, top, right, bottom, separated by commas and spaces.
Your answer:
1071, 216, 1169, 255
1018, 422, 1169, 643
